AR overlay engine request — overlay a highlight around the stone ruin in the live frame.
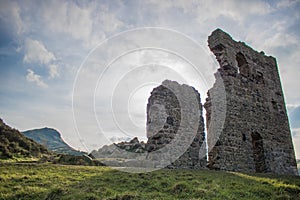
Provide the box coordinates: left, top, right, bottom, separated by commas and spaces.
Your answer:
92, 29, 298, 175
92, 80, 207, 169
146, 80, 207, 169
204, 29, 297, 175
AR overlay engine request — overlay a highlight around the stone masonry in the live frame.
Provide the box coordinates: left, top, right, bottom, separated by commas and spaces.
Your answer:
146, 80, 207, 169
92, 29, 297, 175
204, 29, 298, 175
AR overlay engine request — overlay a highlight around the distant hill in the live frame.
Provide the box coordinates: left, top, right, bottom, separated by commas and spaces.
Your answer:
0, 118, 50, 159
23, 128, 86, 156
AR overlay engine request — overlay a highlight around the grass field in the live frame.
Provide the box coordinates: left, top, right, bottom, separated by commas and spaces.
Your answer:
0, 163, 299, 200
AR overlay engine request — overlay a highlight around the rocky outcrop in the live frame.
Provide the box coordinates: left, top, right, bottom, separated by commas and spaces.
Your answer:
92, 137, 146, 158
204, 29, 298, 175
146, 80, 207, 169
115, 137, 146, 153
91, 137, 156, 168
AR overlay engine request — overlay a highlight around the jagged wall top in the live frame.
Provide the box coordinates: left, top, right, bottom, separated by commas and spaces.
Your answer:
208, 28, 277, 72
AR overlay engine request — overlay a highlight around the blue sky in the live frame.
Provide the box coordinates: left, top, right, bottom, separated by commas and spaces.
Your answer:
0, 0, 299, 158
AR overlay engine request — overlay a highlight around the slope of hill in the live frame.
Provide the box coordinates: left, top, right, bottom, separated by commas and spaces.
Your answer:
0, 118, 50, 159
23, 128, 85, 156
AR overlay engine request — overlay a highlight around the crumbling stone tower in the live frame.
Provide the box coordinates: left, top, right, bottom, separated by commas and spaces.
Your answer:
205, 29, 297, 175
146, 80, 207, 169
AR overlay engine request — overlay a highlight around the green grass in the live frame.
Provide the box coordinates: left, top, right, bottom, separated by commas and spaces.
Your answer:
0, 163, 299, 200
0, 157, 39, 163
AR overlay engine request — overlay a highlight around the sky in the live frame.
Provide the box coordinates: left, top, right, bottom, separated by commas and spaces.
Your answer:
0, 0, 299, 158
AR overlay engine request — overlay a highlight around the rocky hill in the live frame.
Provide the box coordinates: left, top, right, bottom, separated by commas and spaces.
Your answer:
0, 118, 50, 159
23, 128, 85, 156
91, 137, 145, 158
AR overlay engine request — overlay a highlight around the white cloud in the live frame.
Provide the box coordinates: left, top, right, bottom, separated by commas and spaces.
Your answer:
276, 0, 298, 9
23, 38, 60, 79
95, 4, 124, 33
287, 104, 300, 109
23, 38, 56, 65
0, 1, 24, 35
147, 0, 272, 24
42, 2, 92, 40
26, 69, 48, 88
40, 1, 116, 48
193, 0, 273, 31
263, 32, 298, 50
48, 64, 59, 78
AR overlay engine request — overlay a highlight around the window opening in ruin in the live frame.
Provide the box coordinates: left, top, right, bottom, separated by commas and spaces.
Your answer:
236, 52, 249, 77
166, 116, 174, 126
271, 99, 278, 110
251, 132, 266, 172
242, 133, 246, 141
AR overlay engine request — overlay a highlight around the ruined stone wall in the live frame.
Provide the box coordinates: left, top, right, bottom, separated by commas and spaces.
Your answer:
204, 29, 297, 175
146, 80, 207, 169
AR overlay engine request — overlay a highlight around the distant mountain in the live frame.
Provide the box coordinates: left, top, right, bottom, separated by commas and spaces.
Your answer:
23, 128, 85, 156
0, 118, 50, 159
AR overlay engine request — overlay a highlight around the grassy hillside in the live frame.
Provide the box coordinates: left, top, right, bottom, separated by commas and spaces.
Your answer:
0, 163, 299, 200
0, 119, 50, 159
23, 128, 85, 156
